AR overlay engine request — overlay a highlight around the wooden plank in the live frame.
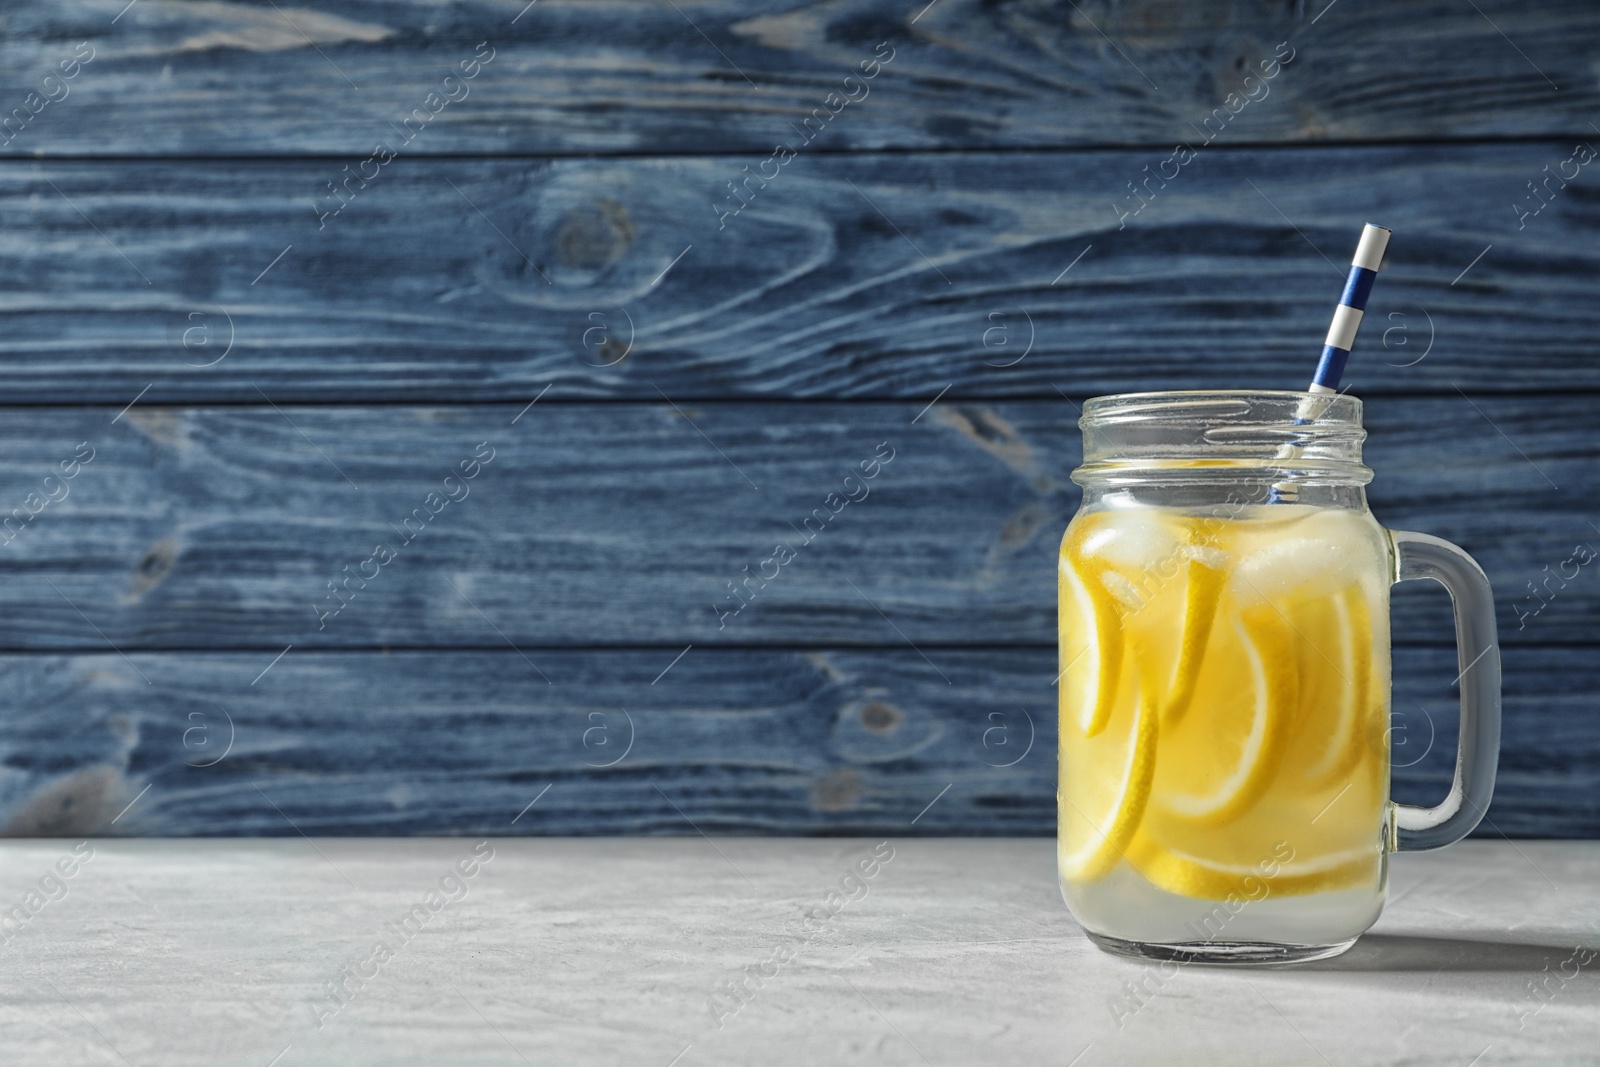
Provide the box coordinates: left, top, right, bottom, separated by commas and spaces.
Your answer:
0, 398, 1592, 648
0, 145, 1596, 402
1, 646, 1591, 837
1, 1, 1594, 156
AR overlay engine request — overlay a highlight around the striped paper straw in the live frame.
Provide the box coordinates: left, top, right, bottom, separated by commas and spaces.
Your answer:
1270, 223, 1392, 502
1309, 224, 1391, 394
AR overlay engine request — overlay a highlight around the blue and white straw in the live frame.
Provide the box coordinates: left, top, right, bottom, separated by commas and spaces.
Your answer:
1271, 224, 1392, 502
1309, 224, 1391, 394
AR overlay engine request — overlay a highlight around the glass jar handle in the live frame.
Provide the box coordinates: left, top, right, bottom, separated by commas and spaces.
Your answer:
1387, 531, 1502, 851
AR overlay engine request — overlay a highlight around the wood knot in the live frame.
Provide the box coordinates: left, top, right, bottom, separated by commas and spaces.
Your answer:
594, 335, 631, 366
126, 537, 178, 601
553, 198, 635, 271
860, 700, 903, 734
936, 405, 1036, 477
810, 768, 862, 812
3, 766, 132, 836
998, 503, 1047, 548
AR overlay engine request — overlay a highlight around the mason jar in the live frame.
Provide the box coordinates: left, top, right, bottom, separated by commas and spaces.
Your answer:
1058, 391, 1500, 964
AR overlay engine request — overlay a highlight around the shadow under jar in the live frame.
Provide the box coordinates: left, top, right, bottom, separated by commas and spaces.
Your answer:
1057, 391, 1500, 965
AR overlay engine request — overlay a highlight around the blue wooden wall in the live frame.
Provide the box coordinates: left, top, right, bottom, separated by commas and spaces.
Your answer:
0, 1, 1596, 837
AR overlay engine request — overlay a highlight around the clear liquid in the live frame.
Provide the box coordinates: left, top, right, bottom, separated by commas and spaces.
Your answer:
1064, 856, 1387, 946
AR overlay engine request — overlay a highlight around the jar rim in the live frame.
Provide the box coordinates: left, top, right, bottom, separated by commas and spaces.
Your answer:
1073, 389, 1371, 488
1081, 389, 1363, 424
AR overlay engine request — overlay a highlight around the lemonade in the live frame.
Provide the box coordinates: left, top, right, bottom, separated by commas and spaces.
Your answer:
1058, 502, 1393, 951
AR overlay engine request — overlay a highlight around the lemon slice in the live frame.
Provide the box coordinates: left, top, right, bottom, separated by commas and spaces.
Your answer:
1126, 834, 1379, 900
1163, 555, 1226, 725
1059, 554, 1122, 737
1158, 604, 1295, 826
1059, 686, 1158, 883
1303, 585, 1373, 785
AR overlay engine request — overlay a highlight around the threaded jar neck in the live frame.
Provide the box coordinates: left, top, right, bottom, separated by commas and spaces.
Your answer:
1073, 390, 1373, 491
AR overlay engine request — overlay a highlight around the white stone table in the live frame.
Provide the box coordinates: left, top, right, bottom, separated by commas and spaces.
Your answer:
0, 838, 1594, 1065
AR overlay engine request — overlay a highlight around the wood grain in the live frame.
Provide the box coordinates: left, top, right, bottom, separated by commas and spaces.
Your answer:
1, 1, 1594, 156
0, 145, 1596, 402
0, 398, 1591, 649
0, 645, 1591, 838
0, 1, 1592, 841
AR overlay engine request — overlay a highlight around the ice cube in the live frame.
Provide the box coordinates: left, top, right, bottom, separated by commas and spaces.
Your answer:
1231, 509, 1370, 604
1098, 570, 1150, 615
1080, 507, 1186, 574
